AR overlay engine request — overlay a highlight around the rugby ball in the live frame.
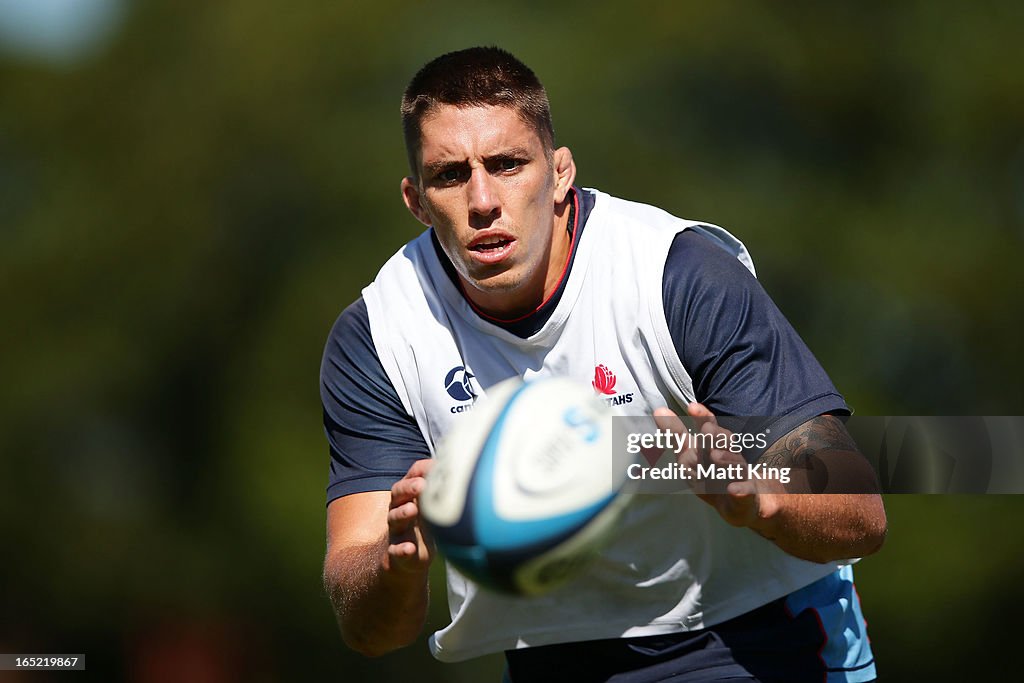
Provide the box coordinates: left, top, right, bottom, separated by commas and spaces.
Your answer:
420, 376, 631, 596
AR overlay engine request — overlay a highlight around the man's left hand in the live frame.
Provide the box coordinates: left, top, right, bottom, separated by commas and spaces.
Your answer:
653, 404, 783, 529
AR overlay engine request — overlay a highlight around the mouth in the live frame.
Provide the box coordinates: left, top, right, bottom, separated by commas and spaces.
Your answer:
467, 232, 517, 265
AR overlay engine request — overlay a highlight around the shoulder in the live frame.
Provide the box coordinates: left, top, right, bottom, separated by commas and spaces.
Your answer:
328, 297, 371, 343
321, 296, 430, 502
323, 298, 373, 373
586, 188, 689, 235
321, 298, 396, 418
584, 189, 755, 274
660, 230, 848, 421
661, 229, 771, 393
664, 229, 761, 305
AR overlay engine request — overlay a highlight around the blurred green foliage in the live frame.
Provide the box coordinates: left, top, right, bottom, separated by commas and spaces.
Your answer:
1, 1, 1022, 680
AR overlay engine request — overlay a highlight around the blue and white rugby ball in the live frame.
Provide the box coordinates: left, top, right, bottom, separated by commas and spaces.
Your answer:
420, 376, 630, 596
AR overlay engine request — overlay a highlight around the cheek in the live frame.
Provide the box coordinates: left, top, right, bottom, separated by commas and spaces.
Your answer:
433, 225, 459, 252
419, 193, 442, 223
418, 186, 442, 210
435, 232, 467, 273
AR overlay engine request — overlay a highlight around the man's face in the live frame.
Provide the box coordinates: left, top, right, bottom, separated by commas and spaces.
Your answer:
402, 105, 574, 318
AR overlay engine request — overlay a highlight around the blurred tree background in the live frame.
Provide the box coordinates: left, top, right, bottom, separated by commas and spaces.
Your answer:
1, 1, 1022, 680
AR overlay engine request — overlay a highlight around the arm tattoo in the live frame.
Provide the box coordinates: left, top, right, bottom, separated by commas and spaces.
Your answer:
758, 415, 860, 469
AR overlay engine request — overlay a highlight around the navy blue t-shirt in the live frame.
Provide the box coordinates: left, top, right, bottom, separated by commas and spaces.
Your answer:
320, 191, 847, 503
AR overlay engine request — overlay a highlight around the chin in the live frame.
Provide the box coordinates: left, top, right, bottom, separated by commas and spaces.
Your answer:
469, 276, 520, 297
463, 270, 528, 306
463, 261, 519, 288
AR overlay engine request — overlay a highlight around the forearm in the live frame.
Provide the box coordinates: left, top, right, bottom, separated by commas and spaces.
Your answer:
749, 493, 887, 564
745, 416, 887, 563
323, 536, 430, 657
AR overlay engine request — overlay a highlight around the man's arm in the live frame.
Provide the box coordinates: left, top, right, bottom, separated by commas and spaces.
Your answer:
320, 299, 436, 656
744, 415, 886, 563
323, 459, 434, 657
655, 405, 887, 564
658, 230, 886, 563
740, 490, 886, 565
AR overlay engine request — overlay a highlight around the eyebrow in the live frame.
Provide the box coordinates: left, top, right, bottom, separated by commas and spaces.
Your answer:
421, 147, 534, 175
487, 146, 533, 160
422, 159, 467, 176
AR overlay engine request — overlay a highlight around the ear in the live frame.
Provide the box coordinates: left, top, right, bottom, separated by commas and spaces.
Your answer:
551, 147, 576, 204
401, 176, 432, 227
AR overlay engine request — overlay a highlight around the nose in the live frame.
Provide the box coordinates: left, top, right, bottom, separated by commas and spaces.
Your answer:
466, 167, 500, 226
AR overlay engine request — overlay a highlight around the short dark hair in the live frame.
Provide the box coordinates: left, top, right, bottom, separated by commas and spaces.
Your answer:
401, 47, 555, 176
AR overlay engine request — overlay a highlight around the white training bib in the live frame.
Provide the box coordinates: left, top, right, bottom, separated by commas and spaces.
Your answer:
362, 188, 840, 662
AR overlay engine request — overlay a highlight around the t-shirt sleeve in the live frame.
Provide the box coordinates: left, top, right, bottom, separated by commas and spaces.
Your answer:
320, 298, 431, 504
662, 229, 849, 460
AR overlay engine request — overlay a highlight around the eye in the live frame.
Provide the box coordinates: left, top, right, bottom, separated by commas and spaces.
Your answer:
497, 158, 521, 172
438, 168, 462, 183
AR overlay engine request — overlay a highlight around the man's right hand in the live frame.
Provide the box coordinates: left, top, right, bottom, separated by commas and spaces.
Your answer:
386, 458, 435, 573
324, 458, 436, 656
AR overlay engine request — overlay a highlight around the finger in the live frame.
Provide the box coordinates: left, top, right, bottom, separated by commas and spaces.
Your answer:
653, 407, 685, 433
407, 458, 434, 478
387, 500, 420, 535
388, 540, 420, 558
387, 540, 430, 573
686, 402, 715, 418
652, 408, 695, 466
693, 420, 724, 464
388, 522, 433, 570
708, 443, 745, 467
726, 480, 757, 497
686, 402, 718, 432
390, 458, 433, 507
698, 488, 756, 527
723, 484, 758, 524
390, 476, 426, 507
695, 416, 745, 471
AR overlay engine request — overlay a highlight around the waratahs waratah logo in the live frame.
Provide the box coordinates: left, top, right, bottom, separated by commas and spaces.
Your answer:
592, 364, 617, 395
444, 366, 477, 402
592, 364, 634, 406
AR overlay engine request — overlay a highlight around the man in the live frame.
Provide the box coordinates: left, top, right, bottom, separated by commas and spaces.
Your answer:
321, 47, 886, 682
